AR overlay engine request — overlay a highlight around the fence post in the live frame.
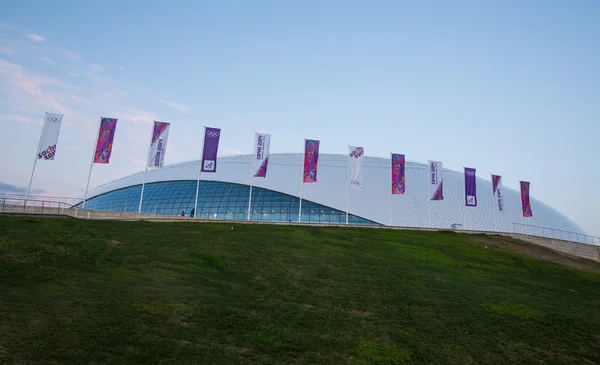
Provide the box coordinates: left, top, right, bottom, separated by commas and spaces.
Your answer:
1, 198, 4, 212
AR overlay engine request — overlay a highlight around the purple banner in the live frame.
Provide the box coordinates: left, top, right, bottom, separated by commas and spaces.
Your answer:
94, 117, 118, 164
201, 127, 221, 173
520, 181, 532, 217
303, 139, 319, 183
391, 153, 405, 194
464, 167, 477, 207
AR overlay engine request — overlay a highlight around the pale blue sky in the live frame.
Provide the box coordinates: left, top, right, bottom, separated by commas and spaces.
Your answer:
1, 0, 599, 235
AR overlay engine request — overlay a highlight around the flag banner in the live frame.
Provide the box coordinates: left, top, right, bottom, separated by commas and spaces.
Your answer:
148, 121, 170, 168
201, 127, 221, 173
464, 167, 477, 207
348, 146, 364, 188
391, 153, 405, 194
520, 181, 532, 217
303, 139, 320, 183
492, 174, 504, 211
94, 117, 118, 164
253, 133, 271, 177
37, 113, 63, 160
429, 160, 443, 200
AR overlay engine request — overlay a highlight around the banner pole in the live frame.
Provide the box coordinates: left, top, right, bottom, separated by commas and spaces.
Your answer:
247, 185, 253, 221
299, 181, 303, 223
194, 127, 205, 218
298, 140, 304, 223
346, 146, 350, 224
389, 153, 392, 226
247, 133, 256, 221
83, 117, 102, 209
26, 113, 48, 200
463, 167, 466, 230
345, 183, 349, 224
463, 203, 467, 230
138, 123, 154, 213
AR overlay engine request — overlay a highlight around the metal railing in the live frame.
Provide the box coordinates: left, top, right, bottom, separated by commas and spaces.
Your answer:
0, 193, 83, 207
512, 222, 600, 246
0, 197, 74, 214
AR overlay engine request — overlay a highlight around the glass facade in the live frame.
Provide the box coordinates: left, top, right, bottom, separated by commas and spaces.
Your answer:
80, 181, 379, 225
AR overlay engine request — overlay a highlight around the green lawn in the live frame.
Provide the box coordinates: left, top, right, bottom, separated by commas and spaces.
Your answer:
1, 216, 600, 364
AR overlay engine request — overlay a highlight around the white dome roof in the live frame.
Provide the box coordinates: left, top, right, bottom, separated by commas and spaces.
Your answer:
88, 153, 586, 235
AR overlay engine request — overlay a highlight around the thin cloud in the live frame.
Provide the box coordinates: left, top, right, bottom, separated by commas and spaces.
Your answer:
220, 146, 247, 157
118, 65, 125, 71
71, 95, 91, 104
89, 64, 105, 72
64, 50, 83, 63
158, 99, 192, 113
116, 108, 158, 125
0, 182, 44, 195
0, 59, 76, 114
40, 57, 57, 65
0, 114, 39, 124
0, 47, 12, 55
26, 33, 45, 42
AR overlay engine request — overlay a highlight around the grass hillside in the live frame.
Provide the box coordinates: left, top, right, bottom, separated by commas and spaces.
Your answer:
1, 216, 600, 365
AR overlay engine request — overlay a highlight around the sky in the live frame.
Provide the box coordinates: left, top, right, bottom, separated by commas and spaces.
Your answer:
1, 0, 599, 235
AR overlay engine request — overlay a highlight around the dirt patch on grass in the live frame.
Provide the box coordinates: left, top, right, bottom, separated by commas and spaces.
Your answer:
227, 346, 249, 354
469, 235, 600, 274
0, 255, 28, 263
105, 239, 121, 246
348, 309, 370, 317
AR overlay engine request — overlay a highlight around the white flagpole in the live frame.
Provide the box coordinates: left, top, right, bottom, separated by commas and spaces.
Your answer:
463, 167, 467, 230
389, 153, 392, 226
247, 133, 256, 221
138, 122, 154, 213
83, 117, 102, 209
299, 140, 304, 223
299, 181, 303, 223
194, 127, 205, 218
346, 146, 350, 224
26, 113, 47, 200
247, 186, 253, 221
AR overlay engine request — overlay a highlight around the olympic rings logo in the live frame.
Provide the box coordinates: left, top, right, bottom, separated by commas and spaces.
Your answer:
47, 117, 61, 123
350, 180, 361, 186
207, 131, 219, 138
466, 171, 475, 176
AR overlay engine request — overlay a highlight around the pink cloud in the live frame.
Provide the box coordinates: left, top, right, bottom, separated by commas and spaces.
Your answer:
26, 33, 45, 42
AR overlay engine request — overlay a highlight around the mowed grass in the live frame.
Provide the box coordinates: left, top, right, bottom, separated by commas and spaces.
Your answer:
1, 217, 600, 364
